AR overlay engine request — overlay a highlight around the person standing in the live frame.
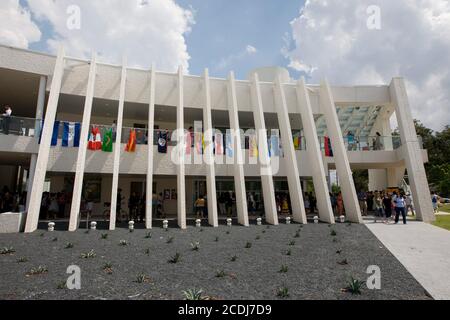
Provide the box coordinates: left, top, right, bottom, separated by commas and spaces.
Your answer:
2, 105, 12, 135
330, 193, 337, 215
373, 132, 383, 150
194, 195, 206, 219
374, 192, 385, 222
57, 191, 66, 218
357, 191, 368, 216
394, 193, 407, 224
405, 194, 415, 216
337, 192, 344, 216
382, 193, 393, 223
116, 189, 124, 222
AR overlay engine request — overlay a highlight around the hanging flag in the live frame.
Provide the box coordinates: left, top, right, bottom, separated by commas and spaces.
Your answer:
293, 133, 301, 150
225, 131, 234, 158
324, 136, 334, 157
249, 133, 258, 158
185, 130, 193, 155
51, 121, 60, 146
62, 122, 81, 147
270, 129, 281, 157
194, 121, 203, 155
88, 127, 102, 151
102, 128, 113, 152
125, 129, 137, 152
215, 131, 224, 155
158, 130, 168, 154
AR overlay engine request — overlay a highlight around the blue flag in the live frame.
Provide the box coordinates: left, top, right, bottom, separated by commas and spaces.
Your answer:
62, 122, 81, 147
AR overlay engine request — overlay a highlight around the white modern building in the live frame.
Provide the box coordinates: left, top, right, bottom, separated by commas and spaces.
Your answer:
0, 45, 435, 233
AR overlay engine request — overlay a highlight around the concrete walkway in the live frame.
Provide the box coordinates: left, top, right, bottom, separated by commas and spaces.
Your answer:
366, 221, 450, 300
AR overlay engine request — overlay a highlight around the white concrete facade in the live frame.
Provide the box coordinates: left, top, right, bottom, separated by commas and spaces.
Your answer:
0, 45, 435, 233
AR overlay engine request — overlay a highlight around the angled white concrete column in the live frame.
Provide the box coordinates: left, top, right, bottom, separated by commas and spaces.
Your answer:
389, 77, 434, 222
320, 80, 362, 223
25, 47, 65, 233
26, 75, 47, 211
296, 78, 335, 223
227, 71, 249, 226
177, 66, 187, 229
109, 57, 127, 230
69, 53, 97, 231
274, 76, 307, 224
146, 65, 156, 229
250, 73, 278, 225
203, 69, 219, 227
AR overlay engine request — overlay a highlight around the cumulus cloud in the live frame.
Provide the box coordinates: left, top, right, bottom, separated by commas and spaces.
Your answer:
26, 0, 194, 72
284, 0, 450, 131
0, 0, 41, 48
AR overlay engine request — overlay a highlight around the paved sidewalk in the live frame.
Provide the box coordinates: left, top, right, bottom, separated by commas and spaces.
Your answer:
366, 221, 450, 300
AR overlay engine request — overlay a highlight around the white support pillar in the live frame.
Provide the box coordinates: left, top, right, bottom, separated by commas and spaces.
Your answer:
146, 65, 156, 229
26, 75, 47, 211
320, 79, 362, 223
25, 47, 65, 233
227, 71, 249, 226
297, 78, 335, 223
389, 77, 434, 222
274, 76, 307, 224
203, 69, 219, 227
177, 66, 187, 229
68, 53, 97, 231
109, 57, 127, 230
250, 73, 278, 225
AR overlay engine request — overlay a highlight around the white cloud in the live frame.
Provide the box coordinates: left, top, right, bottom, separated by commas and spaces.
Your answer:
0, 0, 41, 48
284, 0, 450, 131
26, 0, 194, 72
217, 44, 258, 70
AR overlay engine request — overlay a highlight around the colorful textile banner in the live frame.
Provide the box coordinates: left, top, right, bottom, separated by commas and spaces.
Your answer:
158, 130, 168, 154
214, 131, 224, 155
324, 136, 333, 157
125, 129, 136, 152
88, 127, 102, 151
51, 121, 60, 146
270, 129, 281, 157
293, 133, 301, 150
185, 130, 193, 155
194, 121, 203, 155
225, 131, 233, 158
62, 122, 81, 147
249, 133, 258, 158
102, 128, 113, 152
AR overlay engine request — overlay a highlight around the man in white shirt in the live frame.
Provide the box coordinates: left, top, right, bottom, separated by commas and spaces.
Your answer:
2, 105, 12, 135
405, 194, 415, 216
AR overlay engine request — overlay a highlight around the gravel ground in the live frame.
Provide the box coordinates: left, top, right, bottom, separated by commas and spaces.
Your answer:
0, 221, 432, 300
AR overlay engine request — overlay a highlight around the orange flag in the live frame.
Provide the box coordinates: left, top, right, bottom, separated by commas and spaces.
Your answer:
125, 129, 136, 152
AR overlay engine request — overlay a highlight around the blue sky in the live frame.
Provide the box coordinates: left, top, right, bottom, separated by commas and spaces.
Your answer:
176, 0, 305, 79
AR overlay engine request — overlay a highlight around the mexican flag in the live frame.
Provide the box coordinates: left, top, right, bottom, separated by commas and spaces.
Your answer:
102, 128, 113, 152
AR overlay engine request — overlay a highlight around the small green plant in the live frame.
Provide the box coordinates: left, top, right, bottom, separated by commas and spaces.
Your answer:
17, 257, 28, 263
277, 286, 290, 298
101, 233, 108, 239
331, 229, 337, 236
245, 242, 252, 249
262, 230, 266, 234
84, 230, 90, 234
80, 249, 96, 259
39, 233, 45, 237
168, 253, 181, 264
215, 270, 226, 278
226, 230, 230, 235
0, 247, 15, 255
332, 238, 338, 243
285, 249, 292, 256
191, 242, 200, 251
266, 225, 271, 229
347, 223, 352, 227
145, 232, 152, 239
51, 237, 58, 242
65, 242, 74, 249
289, 240, 295, 246
27, 265, 48, 275
129, 228, 134, 233
279, 265, 289, 273
103, 263, 113, 274
336, 249, 342, 254
135, 274, 151, 283
145, 248, 150, 255
199, 228, 204, 232
166, 236, 174, 244
230, 255, 237, 262
119, 240, 128, 246
294, 231, 300, 238
255, 235, 261, 240
337, 259, 349, 266
344, 277, 364, 295
214, 236, 219, 242
57, 281, 66, 290
182, 288, 205, 300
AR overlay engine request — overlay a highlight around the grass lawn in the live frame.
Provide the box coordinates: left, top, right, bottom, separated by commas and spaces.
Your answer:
433, 205, 450, 231
439, 204, 450, 213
